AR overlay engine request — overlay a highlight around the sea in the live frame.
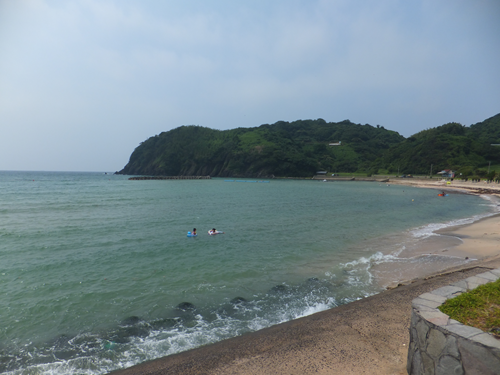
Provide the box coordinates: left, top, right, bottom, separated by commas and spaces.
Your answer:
0, 171, 498, 374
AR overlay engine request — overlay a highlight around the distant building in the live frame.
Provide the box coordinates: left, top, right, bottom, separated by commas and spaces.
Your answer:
437, 169, 455, 178
316, 171, 327, 175
329, 141, 341, 146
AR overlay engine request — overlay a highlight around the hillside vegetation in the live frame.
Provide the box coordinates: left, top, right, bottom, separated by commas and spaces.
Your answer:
117, 113, 500, 178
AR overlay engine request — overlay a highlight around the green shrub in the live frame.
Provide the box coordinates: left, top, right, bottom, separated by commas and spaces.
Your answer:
439, 279, 500, 337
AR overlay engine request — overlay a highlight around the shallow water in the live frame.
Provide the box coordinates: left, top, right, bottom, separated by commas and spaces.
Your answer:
0, 171, 495, 374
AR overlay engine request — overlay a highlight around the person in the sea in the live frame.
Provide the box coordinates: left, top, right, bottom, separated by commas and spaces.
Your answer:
192, 228, 197, 235
209, 228, 224, 234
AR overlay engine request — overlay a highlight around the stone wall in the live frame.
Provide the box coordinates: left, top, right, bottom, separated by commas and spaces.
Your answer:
407, 267, 500, 374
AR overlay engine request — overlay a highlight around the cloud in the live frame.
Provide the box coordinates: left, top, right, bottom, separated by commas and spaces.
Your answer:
0, 0, 498, 171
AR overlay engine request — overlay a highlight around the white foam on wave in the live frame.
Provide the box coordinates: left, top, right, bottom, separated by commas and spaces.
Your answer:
342, 251, 400, 268
336, 194, 500, 290
4, 314, 243, 375
339, 251, 403, 285
294, 297, 336, 320
10, 196, 500, 375
410, 194, 500, 239
26, 293, 341, 375
410, 218, 474, 238
108, 294, 341, 372
328, 251, 391, 289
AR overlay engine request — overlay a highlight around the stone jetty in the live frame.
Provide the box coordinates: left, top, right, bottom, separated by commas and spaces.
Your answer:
128, 176, 211, 180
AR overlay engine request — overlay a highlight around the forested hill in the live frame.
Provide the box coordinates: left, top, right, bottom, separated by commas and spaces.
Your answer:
116, 114, 500, 178
375, 113, 500, 177
117, 119, 404, 177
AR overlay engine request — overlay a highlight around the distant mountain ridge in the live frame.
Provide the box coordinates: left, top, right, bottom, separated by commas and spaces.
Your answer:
117, 113, 500, 178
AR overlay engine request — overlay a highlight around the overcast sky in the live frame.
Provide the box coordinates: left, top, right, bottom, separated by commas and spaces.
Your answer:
1, 0, 499, 172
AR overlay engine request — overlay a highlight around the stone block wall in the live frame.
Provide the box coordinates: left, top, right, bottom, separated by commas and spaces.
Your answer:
407, 268, 500, 375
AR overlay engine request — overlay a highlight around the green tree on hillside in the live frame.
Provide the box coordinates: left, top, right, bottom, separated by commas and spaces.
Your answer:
116, 113, 500, 178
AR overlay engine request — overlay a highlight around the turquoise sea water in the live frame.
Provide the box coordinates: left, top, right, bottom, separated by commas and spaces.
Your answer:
0, 171, 496, 374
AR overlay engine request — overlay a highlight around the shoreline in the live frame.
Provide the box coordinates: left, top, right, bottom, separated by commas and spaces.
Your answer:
110, 259, 500, 375
109, 182, 500, 375
373, 213, 500, 290
387, 177, 500, 196
369, 178, 500, 287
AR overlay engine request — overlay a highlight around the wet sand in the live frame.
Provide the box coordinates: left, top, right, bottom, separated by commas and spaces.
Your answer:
371, 214, 500, 289
437, 214, 500, 257
109, 184, 500, 375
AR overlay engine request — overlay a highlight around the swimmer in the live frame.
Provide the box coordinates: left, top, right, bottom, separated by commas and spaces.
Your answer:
209, 228, 225, 235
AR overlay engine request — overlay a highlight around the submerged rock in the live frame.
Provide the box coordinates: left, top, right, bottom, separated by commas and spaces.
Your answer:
175, 302, 196, 312
230, 297, 247, 305
120, 316, 142, 326
149, 318, 179, 331
269, 284, 287, 294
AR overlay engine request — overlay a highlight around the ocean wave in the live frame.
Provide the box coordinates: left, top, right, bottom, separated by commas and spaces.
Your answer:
410, 195, 500, 239
0, 276, 362, 375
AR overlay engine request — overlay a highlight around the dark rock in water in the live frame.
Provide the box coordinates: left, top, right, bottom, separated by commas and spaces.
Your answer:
214, 297, 250, 319
106, 334, 130, 344
53, 349, 79, 360
107, 324, 151, 344
44, 334, 81, 361
302, 277, 335, 294
51, 334, 70, 346
269, 284, 287, 294
120, 316, 142, 326
214, 306, 230, 317
105, 316, 151, 343
0, 354, 17, 373
176, 302, 196, 312
230, 297, 247, 305
149, 318, 179, 331
120, 325, 150, 338
173, 303, 202, 327
70, 334, 101, 350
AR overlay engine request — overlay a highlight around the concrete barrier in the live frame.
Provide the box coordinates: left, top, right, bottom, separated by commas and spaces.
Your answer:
407, 268, 500, 374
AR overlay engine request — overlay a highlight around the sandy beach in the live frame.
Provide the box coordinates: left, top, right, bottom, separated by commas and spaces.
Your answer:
388, 177, 500, 196
110, 180, 500, 375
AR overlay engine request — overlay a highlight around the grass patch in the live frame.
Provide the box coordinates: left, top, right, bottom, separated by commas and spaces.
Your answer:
439, 278, 500, 338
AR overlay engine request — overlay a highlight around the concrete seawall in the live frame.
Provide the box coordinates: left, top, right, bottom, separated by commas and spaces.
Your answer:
408, 269, 500, 374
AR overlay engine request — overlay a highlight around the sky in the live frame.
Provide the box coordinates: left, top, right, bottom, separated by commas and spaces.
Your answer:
1, 0, 499, 172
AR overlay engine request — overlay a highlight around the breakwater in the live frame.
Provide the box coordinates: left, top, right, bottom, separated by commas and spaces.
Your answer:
128, 176, 211, 180
312, 175, 389, 182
